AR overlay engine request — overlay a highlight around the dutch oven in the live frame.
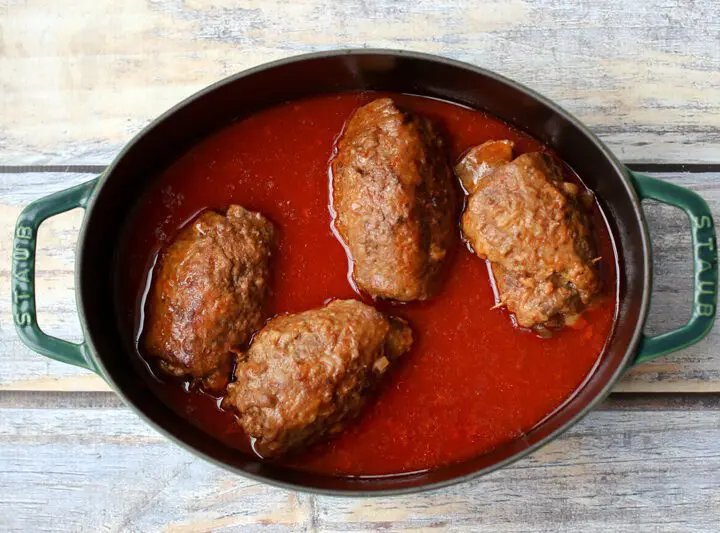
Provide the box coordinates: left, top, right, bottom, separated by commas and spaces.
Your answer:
11, 50, 718, 495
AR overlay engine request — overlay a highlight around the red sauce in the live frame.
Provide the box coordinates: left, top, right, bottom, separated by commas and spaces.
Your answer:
117, 92, 617, 477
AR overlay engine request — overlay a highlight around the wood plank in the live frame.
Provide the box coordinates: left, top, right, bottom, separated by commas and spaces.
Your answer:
1, 171, 719, 392
1, 0, 719, 166
1, 406, 719, 532
0, 408, 313, 533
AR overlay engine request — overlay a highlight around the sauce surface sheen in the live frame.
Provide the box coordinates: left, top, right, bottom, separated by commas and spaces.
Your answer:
118, 91, 617, 477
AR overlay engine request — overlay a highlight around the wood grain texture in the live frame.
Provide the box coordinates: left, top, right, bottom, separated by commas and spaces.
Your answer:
0, 408, 313, 533
1, 171, 719, 392
0, 406, 719, 532
1, 0, 719, 165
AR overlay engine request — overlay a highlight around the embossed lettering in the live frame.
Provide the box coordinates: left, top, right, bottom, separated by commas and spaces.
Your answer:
698, 259, 713, 273
697, 303, 715, 317
697, 238, 715, 252
12, 247, 30, 261
14, 311, 32, 327
698, 281, 715, 296
13, 268, 30, 283
694, 215, 713, 229
13, 291, 31, 303
15, 226, 33, 240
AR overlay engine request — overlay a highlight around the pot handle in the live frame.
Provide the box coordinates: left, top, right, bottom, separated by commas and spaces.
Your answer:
630, 171, 717, 365
11, 178, 100, 373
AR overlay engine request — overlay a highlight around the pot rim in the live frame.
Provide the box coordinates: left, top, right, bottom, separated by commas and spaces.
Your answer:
75, 48, 652, 496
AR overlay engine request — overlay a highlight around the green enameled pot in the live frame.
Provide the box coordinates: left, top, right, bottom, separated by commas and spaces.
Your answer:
11, 50, 718, 495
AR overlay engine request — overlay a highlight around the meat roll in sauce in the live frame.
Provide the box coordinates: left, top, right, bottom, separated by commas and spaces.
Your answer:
332, 98, 456, 301
143, 205, 275, 392
224, 299, 413, 457
120, 92, 619, 477
458, 141, 600, 330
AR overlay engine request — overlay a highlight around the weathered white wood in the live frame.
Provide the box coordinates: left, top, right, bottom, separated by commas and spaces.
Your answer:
1, 0, 719, 165
2, 171, 718, 392
317, 400, 720, 531
0, 406, 719, 532
0, 408, 313, 532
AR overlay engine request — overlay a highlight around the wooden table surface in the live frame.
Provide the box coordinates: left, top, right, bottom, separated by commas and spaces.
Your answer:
2, 1, 719, 531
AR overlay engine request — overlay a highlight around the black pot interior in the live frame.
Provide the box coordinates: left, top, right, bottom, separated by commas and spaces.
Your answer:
79, 51, 648, 493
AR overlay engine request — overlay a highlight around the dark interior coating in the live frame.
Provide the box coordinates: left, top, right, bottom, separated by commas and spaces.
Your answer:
332, 98, 457, 301
223, 299, 413, 457
458, 142, 600, 329
143, 205, 275, 391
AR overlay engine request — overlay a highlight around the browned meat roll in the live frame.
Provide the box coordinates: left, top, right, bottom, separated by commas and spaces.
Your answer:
458, 142, 600, 329
224, 299, 413, 457
143, 205, 275, 392
332, 98, 456, 301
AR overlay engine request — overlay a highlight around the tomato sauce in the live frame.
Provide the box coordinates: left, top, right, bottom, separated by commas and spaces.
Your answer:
117, 92, 617, 477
